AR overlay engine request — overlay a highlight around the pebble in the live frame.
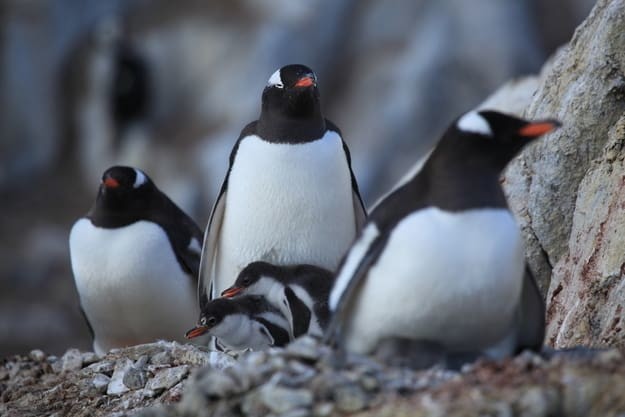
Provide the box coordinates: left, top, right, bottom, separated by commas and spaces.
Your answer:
107, 359, 133, 396
285, 336, 323, 362
86, 360, 115, 375
60, 348, 83, 372
81, 352, 100, 366
313, 402, 334, 417
29, 349, 46, 362
150, 351, 173, 366
207, 351, 238, 370
123, 365, 147, 390
146, 366, 189, 392
92, 373, 111, 394
333, 384, 368, 412
194, 368, 242, 399
259, 385, 313, 414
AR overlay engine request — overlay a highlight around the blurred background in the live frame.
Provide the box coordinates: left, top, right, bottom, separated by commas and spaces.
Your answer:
0, 0, 595, 356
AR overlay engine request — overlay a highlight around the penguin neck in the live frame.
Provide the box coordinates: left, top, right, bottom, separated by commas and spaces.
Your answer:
257, 107, 326, 144
417, 146, 508, 211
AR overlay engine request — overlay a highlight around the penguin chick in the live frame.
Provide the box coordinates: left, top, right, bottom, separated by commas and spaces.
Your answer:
185, 295, 291, 351
221, 261, 334, 339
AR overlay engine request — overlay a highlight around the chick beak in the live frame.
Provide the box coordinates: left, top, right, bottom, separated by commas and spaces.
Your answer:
221, 286, 243, 298
185, 325, 209, 339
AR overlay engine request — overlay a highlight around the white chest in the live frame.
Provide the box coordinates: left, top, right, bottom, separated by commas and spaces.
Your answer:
216, 132, 357, 291
69, 219, 198, 353
343, 208, 525, 354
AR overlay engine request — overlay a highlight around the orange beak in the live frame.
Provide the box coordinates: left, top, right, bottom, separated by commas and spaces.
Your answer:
185, 325, 209, 339
518, 120, 560, 138
294, 76, 315, 88
221, 286, 243, 298
103, 177, 120, 188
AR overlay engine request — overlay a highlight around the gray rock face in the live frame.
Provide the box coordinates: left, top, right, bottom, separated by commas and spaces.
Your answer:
503, 0, 625, 348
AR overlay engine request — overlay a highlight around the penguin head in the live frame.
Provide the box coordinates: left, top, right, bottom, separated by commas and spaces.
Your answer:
262, 64, 320, 118
185, 297, 238, 339
95, 166, 156, 212
451, 110, 560, 170
185, 295, 268, 339
221, 261, 281, 298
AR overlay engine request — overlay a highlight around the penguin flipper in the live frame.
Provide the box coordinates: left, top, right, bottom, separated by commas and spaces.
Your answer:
284, 287, 312, 338
515, 265, 546, 353
324, 232, 387, 346
198, 189, 226, 309
327, 119, 367, 231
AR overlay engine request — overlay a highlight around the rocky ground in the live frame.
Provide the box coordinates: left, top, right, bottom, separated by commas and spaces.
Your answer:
2, 338, 625, 417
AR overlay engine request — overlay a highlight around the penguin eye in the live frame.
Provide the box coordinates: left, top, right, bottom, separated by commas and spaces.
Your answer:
274, 83, 284, 89
207, 317, 217, 327
242, 277, 251, 286
200, 317, 207, 326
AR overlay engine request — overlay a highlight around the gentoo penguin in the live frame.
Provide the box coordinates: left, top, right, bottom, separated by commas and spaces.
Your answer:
69, 166, 205, 355
197, 64, 366, 309
325, 110, 557, 365
185, 295, 291, 351
221, 261, 334, 338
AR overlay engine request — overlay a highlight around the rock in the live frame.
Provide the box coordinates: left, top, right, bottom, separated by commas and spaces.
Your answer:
504, 0, 625, 348
258, 385, 313, 414
60, 348, 83, 372
92, 373, 111, 394
333, 384, 368, 412
123, 365, 147, 390
107, 358, 133, 396
145, 366, 189, 393
29, 349, 46, 362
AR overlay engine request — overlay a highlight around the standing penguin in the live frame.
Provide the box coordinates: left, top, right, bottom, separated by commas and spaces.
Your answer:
325, 110, 557, 365
198, 64, 366, 309
69, 166, 204, 355
221, 261, 334, 338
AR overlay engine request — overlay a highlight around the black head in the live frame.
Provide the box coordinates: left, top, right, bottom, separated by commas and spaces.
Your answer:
94, 165, 156, 213
221, 261, 280, 297
261, 64, 320, 119
440, 110, 560, 173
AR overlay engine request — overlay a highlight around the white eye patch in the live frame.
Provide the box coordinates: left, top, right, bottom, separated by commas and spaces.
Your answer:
133, 169, 147, 188
267, 69, 284, 88
457, 111, 492, 136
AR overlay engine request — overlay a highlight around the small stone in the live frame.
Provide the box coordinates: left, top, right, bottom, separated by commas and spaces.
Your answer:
146, 365, 189, 392
87, 360, 115, 375
92, 373, 111, 394
107, 359, 133, 396
313, 402, 334, 417
123, 365, 147, 390
60, 349, 83, 372
334, 384, 368, 412
285, 336, 322, 362
194, 368, 241, 399
47, 355, 58, 363
81, 351, 100, 366
135, 355, 149, 369
29, 349, 46, 362
207, 351, 237, 370
150, 351, 173, 365
259, 385, 313, 414
161, 382, 184, 403
280, 409, 311, 417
